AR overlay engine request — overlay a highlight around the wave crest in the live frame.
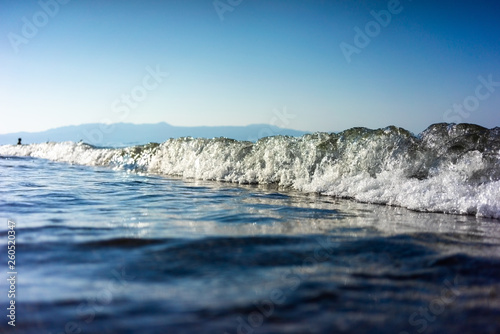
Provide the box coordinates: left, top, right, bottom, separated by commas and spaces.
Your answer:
1, 123, 499, 218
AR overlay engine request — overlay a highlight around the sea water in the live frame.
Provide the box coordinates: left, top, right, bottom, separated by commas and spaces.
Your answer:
0, 123, 499, 333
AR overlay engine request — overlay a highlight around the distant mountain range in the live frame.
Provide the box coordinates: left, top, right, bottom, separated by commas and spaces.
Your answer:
0, 122, 309, 147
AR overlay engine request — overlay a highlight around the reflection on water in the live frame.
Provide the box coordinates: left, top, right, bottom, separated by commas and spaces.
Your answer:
0, 156, 499, 334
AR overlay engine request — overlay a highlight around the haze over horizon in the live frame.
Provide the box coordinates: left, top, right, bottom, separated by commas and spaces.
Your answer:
2, 0, 499, 135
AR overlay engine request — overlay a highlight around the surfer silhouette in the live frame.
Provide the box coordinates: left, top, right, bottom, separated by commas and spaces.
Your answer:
17, 138, 22, 145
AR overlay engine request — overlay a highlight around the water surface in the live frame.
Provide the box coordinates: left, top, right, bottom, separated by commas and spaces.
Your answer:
0, 156, 499, 334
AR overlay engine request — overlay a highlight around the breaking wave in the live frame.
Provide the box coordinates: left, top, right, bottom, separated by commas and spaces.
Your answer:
1, 123, 499, 219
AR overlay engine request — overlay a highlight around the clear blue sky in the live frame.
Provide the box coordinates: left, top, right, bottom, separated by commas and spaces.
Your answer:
1, 0, 499, 135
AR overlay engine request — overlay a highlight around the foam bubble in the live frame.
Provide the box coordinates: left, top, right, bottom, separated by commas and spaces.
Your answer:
1, 124, 499, 219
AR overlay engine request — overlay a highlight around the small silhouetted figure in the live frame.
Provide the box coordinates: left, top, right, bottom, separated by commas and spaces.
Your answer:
17, 138, 22, 145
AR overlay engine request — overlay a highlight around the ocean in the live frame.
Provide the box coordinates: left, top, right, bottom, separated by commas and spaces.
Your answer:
0, 123, 499, 334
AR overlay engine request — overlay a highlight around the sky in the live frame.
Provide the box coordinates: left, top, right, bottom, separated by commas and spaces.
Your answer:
1, 0, 499, 135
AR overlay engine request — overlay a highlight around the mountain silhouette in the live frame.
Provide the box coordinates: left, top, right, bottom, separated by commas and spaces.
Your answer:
0, 122, 308, 147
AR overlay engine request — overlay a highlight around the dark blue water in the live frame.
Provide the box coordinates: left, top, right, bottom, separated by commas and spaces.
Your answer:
0, 156, 499, 334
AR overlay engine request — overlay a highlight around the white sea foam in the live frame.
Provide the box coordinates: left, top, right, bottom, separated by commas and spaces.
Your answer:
1, 124, 499, 219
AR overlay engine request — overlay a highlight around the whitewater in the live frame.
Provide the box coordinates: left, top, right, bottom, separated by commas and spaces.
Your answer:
2, 123, 499, 219
2, 122, 500, 334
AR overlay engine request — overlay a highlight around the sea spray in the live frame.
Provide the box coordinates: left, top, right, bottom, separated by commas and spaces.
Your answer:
1, 123, 499, 218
